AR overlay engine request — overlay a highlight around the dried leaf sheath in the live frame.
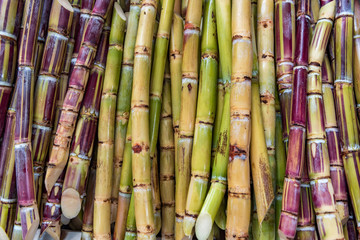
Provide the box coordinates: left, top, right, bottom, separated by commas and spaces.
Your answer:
335, 0, 360, 234
31, 0, 74, 217
274, 0, 295, 148
175, 0, 202, 238
62, 18, 110, 222
278, 0, 310, 237
14, 0, 44, 239
131, 0, 158, 239
0, 0, 22, 143
45, 0, 113, 193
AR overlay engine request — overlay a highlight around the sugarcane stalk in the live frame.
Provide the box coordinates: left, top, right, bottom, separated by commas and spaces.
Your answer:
354, 0, 360, 120
0, 92, 17, 240
44, 0, 113, 193
124, 192, 136, 240
226, 0, 253, 238
257, 0, 277, 224
62, 16, 110, 223
71, 0, 95, 71
278, 0, 311, 238
40, 170, 65, 240
81, 157, 96, 240
92, 6, 126, 235
32, 0, 74, 217
295, 160, 317, 240
34, 0, 53, 77
149, 0, 175, 232
214, 197, 226, 230
175, 0, 202, 238
159, 65, 175, 239
335, 0, 360, 235
174, 0, 181, 14
344, 205, 358, 240
322, 55, 349, 223
250, 45, 275, 240
114, 116, 133, 240
275, 95, 286, 240
13, 0, 46, 238
11, 206, 21, 240
112, 0, 141, 223
275, 0, 295, 149
304, 0, 344, 238
183, 0, 217, 236
0, 0, 22, 144
169, 13, 184, 240
181, 0, 188, 17
131, 0, 158, 239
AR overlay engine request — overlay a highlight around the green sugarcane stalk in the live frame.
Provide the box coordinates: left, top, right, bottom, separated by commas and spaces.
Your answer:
131, 0, 159, 239
112, 0, 141, 223
124, 192, 136, 240
114, 116, 133, 240
175, 0, 202, 238
148, 0, 175, 233
183, 0, 218, 235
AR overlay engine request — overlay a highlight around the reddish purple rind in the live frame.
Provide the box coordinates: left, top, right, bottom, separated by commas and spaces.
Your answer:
275, 0, 294, 64
307, 140, 330, 179
50, 3, 73, 36
41, 171, 64, 234
286, 127, 306, 177
40, 36, 69, 77
0, 86, 13, 137
298, 185, 315, 226
326, 129, 343, 166
76, 45, 98, 69
82, 163, 95, 231
321, 60, 332, 84
0, 37, 17, 83
63, 155, 91, 196
32, 127, 53, 167
310, 179, 336, 213
92, 29, 109, 67
14, 0, 24, 38
14, 67, 33, 142
68, 66, 90, 91
291, 67, 307, 126
320, 0, 333, 7
335, 0, 354, 17
278, 212, 298, 238
81, 67, 105, 113
82, 17, 106, 48
0, 109, 15, 185
92, 0, 112, 17
15, 143, 36, 205
279, 91, 291, 140
73, 12, 91, 56
37, 0, 53, 41
281, 178, 301, 214
17, 0, 42, 66
294, 17, 310, 66
345, 218, 358, 239
33, 76, 58, 126
334, 17, 353, 82
82, 0, 95, 13
70, 117, 97, 159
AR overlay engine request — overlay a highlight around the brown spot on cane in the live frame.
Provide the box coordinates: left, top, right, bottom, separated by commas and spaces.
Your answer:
132, 144, 142, 153
187, 83, 192, 91
263, 23, 268, 28
260, 160, 273, 203
229, 145, 247, 162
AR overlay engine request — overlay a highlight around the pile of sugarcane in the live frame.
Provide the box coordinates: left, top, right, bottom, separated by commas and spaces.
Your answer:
1, 0, 360, 239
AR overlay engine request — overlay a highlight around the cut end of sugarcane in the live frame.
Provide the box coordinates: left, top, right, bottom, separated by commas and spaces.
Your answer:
183, 216, 196, 237
114, 2, 127, 21
155, 213, 162, 235
45, 223, 61, 240
57, 0, 73, 11
195, 213, 212, 240
20, 204, 40, 240
45, 168, 64, 193
0, 227, 10, 240
61, 214, 71, 225
61, 188, 82, 219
